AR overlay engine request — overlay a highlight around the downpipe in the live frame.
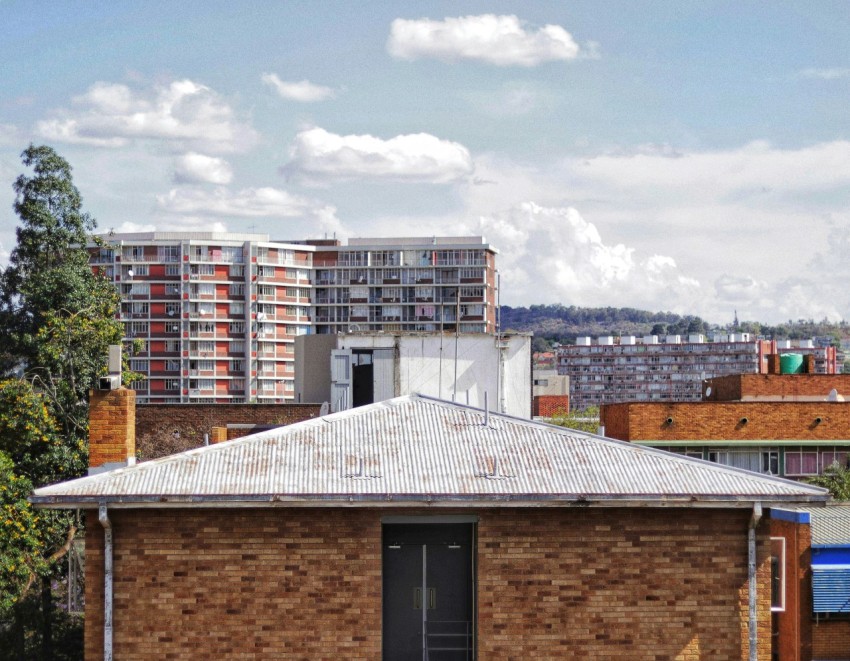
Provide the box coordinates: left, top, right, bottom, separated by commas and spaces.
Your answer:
748, 502, 762, 661
99, 504, 113, 661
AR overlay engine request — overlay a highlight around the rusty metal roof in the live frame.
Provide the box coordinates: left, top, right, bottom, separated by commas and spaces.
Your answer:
31, 395, 829, 508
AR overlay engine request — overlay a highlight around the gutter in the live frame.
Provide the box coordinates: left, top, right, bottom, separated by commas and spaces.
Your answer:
748, 502, 762, 661
98, 504, 113, 661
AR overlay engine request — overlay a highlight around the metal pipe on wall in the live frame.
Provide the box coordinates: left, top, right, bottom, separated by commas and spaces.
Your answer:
98, 504, 114, 661
748, 501, 763, 661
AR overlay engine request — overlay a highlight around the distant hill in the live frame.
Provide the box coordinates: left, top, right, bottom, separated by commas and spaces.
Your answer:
500, 304, 850, 350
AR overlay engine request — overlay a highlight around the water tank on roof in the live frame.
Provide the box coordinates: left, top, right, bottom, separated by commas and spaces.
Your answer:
779, 353, 804, 374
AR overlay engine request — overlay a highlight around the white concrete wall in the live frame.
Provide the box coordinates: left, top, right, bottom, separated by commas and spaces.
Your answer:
339, 333, 532, 418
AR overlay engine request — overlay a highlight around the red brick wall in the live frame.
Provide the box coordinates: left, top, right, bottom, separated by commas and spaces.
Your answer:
770, 517, 813, 661
135, 403, 321, 458
601, 401, 850, 442
705, 374, 850, 402
813, 619, 850, 659
84, 507, 771, 660
532, 394, 570, 417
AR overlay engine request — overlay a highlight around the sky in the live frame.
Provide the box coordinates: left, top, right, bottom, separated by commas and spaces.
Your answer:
1, 1, 850, 325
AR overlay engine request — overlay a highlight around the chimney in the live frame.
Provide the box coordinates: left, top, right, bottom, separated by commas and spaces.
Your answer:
88, 345, 136, 475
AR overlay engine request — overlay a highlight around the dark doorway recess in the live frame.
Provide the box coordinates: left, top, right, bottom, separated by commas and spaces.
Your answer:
382, 523, 475, 660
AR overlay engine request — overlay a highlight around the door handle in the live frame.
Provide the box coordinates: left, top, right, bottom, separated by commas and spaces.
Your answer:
414, 587, 422, 609
428, 588, 436, 610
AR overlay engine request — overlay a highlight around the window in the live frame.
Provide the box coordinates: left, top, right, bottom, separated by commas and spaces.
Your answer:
770, 537, 785, 612
229, 302, 245, 316
129, 321, 148, 336
158, 246, 180, 262
129, 359, 146, 371
164, 340, 180, 352
165, 359, 180, 371
258, 265, 276, 278
231, 359, 244, 372
165, 302, 180, 317
165, 379, 180, 391
122, 282, 150, 296
229, 321, 245, 334
230, 283, 245, 297
165, 263, 181, 276
229, 264, 245, 277
229, 341, 245, 354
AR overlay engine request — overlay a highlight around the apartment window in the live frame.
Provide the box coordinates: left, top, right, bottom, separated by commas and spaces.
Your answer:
165, 359, 180, 371
221, 246, 243, 263
771, 538, 785, 611
123, 246, 144, 261
460, 286, 484, 298
129, 321, 148, 336
231, 359, 244, 372
164, 321, 180, 333
165, 302, 180, 317
784, 449, 820, 476
229, 264, 245, 277
229, 302, 245, 316
158, 246, 180, 262
130, 380, 147, 391
258, 265, 276, 278
129, 359, 146, 372
122, 283, 150, 296
163, 340, 179, 352
193, 264, 215, 276
259, 285, 275, 298
164, 379, 180, 391
230, 379, 245, 391
191, 379, 215, 390
460, 267, 484, 280
165, 264, 181, 276
230, 283, 245, 297
229, 341, 245, 354
196, 283, 215, 297
229, 321, 245, 334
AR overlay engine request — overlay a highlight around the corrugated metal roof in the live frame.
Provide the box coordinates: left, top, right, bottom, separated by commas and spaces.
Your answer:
31, 395, 829, 508
793, 505, 850, 546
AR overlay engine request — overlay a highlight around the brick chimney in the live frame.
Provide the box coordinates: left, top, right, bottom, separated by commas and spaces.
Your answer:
89, 387, 136, 475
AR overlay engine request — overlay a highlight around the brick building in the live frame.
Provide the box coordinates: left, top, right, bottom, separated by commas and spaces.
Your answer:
770, 506, 850, 661
559, 334, 837, 410
600, 373, 850, 480
33, 390, 828, 659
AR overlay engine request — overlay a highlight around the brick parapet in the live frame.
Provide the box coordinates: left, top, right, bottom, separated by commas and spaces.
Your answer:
532, 394, 570, 417
705, 374, 850, 402
601, 401, 850, 441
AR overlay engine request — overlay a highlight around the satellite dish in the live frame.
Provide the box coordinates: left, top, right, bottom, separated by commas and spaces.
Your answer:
127, 269, 134, 278
320, 401, 330, 416
705, 386, 712, 398
827, 388, 844, 402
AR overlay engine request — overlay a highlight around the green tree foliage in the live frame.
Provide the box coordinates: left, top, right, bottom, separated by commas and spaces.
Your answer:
0, 145, 124, 658
549, 406, 601, 434
806, 462, 850, 501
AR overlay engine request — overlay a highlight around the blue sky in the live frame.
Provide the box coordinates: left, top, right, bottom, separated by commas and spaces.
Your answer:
2, 1, 850, 324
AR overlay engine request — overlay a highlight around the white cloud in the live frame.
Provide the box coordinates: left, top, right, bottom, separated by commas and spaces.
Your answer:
36, 79, 257, 153
173, 152, 233, 185
285, 127, 473, 183
797, 67, 850, 80
0, 124, 21, 147
261, 73, 335, 102
156, 186, 343, 235
387, 14, 581, 66
473, 203, 700, 312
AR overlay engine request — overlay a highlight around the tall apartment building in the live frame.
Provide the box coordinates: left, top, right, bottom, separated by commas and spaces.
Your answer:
307, 236, 498, 335
91, 232, 498, 404
558, 333, 837, 410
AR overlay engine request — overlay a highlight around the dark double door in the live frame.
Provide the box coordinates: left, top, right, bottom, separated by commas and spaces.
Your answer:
382, 523, 474, 660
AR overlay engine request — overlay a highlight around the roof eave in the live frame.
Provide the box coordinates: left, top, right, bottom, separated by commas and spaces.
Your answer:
29, 492, 831, 510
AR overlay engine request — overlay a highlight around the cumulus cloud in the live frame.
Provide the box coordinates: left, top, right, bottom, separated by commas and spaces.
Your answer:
387, 14, 581, 66
285, 127, 473, 183
475, 203, 700, 311
173, 152, 233, 185
261, 73, 335, 102
156, 186, 343, 235
36, 79, 257, 153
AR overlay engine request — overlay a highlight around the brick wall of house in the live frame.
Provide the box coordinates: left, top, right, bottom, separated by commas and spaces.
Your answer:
84, 506, 771, 660
705, 374, 850, 402
532, 394, 570, 417
134, 403, 321, 458
601, 401, 850, 442
769, 517, 813, 660
813, 619, 850, 659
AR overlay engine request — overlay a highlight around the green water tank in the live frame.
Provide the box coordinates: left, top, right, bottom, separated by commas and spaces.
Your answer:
779, 353, 804, 374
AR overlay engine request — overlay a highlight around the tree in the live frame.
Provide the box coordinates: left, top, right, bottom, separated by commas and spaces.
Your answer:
806, 462, 850, 501
550, 406, 601, 434
0, 145, 124, 659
